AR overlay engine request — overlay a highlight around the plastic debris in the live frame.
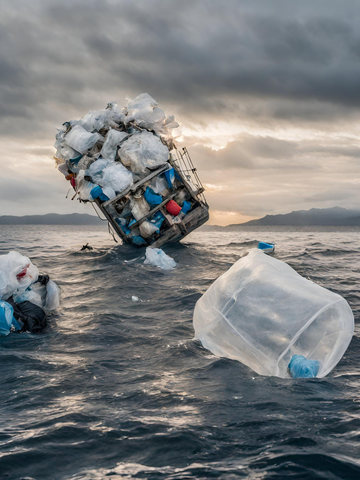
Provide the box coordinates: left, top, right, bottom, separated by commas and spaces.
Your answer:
0, 251, 39, 301
132, 296, 139, 302
144, 247, 176, 270
64, 125, 103, 154
119, 131, 169, 174
0, 251, 60, 334
54, 93, 209, 248
0, 301, 20, 336
193, 249, 354, 378
288, 355, 320, 379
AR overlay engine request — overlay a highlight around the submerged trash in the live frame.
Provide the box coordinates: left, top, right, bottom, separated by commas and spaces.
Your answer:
193, 249, 354, 378
0, 251, 60, 335
54, 93, 209, 248
144, 247, 176, 270
258, 241, 275, 254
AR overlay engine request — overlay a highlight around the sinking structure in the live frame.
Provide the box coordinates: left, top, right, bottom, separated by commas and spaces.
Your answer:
54, 94, 209, 247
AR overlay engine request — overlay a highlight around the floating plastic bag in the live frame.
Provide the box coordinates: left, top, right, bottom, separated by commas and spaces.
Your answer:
45, 280, 60, 311
100, 129, 128, 161
119, 131, 169, 174
193, 249, 354, 378
144, 248, 176, 270
0, 301, 20, 336
65, 125, 103, 154
0, 251, 39, 300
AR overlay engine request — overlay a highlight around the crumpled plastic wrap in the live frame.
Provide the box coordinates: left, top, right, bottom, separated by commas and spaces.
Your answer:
119, 131, 169, 174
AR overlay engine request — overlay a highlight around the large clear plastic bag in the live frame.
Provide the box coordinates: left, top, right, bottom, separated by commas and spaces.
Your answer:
65, 125, 103, 154
193, 249, 354, 378
119, 131, 169, 174
0, 251, 39, 301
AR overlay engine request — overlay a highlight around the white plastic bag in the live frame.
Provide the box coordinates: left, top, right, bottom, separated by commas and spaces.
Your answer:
100, 162, 133, 194
45, 280, 60, 311
125, 93, 166, 129
65, 125, 103, 154
79, 109, 116, 132
144, 248, 176, 270
119, 131, 169, 174
100, 129, 128, 161
193, 249, 354, 378
0, 251, 39, 300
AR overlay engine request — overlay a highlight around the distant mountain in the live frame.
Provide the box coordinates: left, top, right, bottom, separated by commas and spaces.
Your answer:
236, 207, 360, 227
0, 213, 104, 225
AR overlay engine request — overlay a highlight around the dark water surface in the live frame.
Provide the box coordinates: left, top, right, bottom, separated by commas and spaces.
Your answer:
0, 225, 359, 480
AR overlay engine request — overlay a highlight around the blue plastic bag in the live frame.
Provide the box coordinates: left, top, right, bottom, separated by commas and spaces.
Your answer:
90, 186, 109, 202
0, 301, 20, 336
288, 355, 320, 379
144, 187, 162, 207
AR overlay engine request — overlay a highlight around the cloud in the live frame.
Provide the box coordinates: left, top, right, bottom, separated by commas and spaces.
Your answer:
1, 0, 360, 223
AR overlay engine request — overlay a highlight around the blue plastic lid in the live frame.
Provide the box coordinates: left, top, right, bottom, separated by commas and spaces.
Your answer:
288, 355, 320, 379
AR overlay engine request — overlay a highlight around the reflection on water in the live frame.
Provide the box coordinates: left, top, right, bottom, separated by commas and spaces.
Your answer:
0, 225, 359, 479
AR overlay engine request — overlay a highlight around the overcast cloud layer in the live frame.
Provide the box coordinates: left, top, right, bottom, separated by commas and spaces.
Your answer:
1, 0, 360, 225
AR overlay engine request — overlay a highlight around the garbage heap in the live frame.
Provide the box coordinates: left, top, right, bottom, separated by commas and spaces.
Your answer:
54, 93, 209, 247
0, 251, 60, 335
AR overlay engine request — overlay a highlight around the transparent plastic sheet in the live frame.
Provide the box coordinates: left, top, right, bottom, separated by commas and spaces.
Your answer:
144, 247, 176, 270
193, 249, 354, 378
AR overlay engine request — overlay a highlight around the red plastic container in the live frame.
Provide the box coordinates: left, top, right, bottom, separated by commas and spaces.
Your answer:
166, 200, 182, 216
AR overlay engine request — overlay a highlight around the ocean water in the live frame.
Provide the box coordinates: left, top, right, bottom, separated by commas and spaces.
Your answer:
0, 225, 359, 480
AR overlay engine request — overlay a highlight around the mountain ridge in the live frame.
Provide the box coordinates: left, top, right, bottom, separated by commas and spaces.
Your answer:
0, 213, 104, 225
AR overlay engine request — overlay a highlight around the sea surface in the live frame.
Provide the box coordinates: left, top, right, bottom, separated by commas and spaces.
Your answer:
0, 225, 359, 480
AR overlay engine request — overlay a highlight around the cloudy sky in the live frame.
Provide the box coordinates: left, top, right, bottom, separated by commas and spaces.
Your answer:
1, 0, 360, 225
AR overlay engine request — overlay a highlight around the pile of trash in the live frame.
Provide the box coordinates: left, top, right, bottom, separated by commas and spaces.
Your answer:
193, 249, 354, 378
54, 93, 202, 247
0, 251, 60, 335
